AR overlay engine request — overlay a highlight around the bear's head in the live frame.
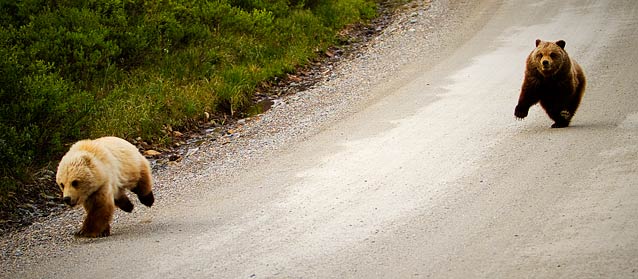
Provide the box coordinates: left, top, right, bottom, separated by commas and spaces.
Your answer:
532, 39, 568, 77
56, 151, 107, 207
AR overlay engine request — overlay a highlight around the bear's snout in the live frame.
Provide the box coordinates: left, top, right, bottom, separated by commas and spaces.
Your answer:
542, 60, 550, 67
63, 196, 75, 206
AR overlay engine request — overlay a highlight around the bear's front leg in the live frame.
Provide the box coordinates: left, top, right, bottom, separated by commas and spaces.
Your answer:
514, 104, 530, 119
77, 222, 111, 238
515, 81, 539, 119
78, 191, 115, 238
549, 110, 572, 128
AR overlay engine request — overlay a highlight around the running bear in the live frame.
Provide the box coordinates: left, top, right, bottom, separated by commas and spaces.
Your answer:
514, 39, 586, 128
56, 136, 154, 237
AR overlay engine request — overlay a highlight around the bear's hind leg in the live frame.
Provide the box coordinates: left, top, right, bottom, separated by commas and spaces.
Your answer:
114, 191, 134, 213
78, 191, 114, 237
132, 166, 154, 207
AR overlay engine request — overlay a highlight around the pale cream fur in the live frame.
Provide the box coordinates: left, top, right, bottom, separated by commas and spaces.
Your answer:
57, 137, 149, 205
56, 136, 153, 237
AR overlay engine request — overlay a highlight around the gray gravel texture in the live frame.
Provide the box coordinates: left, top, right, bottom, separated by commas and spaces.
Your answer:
0, 0, 468, 272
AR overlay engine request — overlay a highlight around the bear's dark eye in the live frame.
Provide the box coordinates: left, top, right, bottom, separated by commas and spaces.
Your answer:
71, 180, 79, 187
549, 53, 557, 58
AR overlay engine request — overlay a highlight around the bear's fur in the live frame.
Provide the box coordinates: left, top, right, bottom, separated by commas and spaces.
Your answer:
56, 136, 154, 237
514, 39, 586, 128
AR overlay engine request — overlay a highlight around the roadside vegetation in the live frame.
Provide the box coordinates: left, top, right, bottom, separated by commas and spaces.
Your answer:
0, 0, 381, 228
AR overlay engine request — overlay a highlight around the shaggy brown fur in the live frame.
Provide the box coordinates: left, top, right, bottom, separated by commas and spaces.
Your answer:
515, 39, 586, 128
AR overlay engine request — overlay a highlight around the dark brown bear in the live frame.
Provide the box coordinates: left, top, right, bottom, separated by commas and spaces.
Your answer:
514, 39, 586, 128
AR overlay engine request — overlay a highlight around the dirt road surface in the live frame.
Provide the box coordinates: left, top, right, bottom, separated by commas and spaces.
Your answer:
2, 0, 638, 278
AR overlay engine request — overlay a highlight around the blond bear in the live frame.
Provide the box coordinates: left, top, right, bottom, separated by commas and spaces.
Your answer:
56, 136, 154, 237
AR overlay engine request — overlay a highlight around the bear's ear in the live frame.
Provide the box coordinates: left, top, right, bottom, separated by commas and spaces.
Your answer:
556, 40, 566, 49
80, 154, 93, 166
535, 39, 541, 47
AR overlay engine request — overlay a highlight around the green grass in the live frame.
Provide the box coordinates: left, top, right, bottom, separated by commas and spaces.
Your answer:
0, 0, 380, 226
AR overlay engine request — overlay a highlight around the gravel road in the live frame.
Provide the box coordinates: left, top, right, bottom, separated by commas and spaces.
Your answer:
2, 0, 638, 278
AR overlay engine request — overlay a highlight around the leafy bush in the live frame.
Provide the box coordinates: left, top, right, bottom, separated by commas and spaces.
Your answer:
0, 26, 91, 175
